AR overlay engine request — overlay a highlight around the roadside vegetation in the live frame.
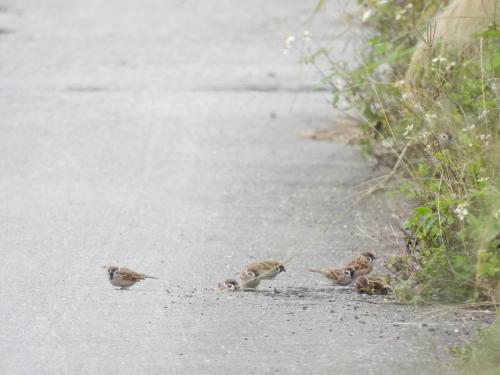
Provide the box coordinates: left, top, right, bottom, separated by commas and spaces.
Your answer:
292, 0, 499, 304
288, 0, 499, 370
451, 317, 500, 375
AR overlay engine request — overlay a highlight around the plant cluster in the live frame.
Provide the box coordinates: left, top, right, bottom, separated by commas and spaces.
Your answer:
294, 0, 500, 303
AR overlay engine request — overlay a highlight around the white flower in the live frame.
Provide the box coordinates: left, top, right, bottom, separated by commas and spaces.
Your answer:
424, 113, 437, 123
418, 131, 429, 141
478, 109, 489, 120
478, 134, 491, 141
412, 102, 423, 112
454, 202, 469, 221
395, 80, 406, 88
403, 123, 414, 136
478, 134, 491, 146
377, 0, 389, 5
477, 177, 489, 182
495, 210, 500, 219
302, 30, 312, 42
284, 35, 296, 50
431, 57, 447, 64
362, 8, 372, 23
461, 124, 476, 132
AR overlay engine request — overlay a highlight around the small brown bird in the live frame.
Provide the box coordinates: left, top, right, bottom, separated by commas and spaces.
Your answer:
437, 131, 453, 149
355, 275, 391, 295
217, 278, 240, 291
239, 260, 286, 289
308, 266, 354, 286
106, 266, 158, 289
345, 251, 376, 278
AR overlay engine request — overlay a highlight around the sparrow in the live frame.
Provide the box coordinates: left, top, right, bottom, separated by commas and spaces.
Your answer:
355, 275, 392, 295
239, 260, 286, 289
345, 251, 376, 278
437, 131, 453, 149
106, 265, 158, 289
217, 278, 240, 291
308, 266, 354, 286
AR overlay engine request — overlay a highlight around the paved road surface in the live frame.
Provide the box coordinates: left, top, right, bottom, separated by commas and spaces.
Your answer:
0, 1, 478, 374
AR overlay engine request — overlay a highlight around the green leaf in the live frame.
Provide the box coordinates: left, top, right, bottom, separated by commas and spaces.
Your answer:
414, 207, 431, 216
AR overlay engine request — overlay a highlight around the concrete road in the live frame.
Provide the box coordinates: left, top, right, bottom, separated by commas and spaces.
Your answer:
0, 1, 479, 374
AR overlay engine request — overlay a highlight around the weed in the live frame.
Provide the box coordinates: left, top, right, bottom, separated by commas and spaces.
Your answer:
291, 0, 500, 303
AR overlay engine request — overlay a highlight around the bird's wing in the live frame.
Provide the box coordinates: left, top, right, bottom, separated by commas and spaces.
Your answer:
247, 261, 266, 272
324, 268, 342, 280
346, 255, 369, 270
117, 268, 145, 281
255, 260, 281, 270
265, 260, 281, 268
369, 277, 391, 290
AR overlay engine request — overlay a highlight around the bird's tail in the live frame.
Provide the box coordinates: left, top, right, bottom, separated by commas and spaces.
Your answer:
307, 268, 323, 274
141, 274, 159, 279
